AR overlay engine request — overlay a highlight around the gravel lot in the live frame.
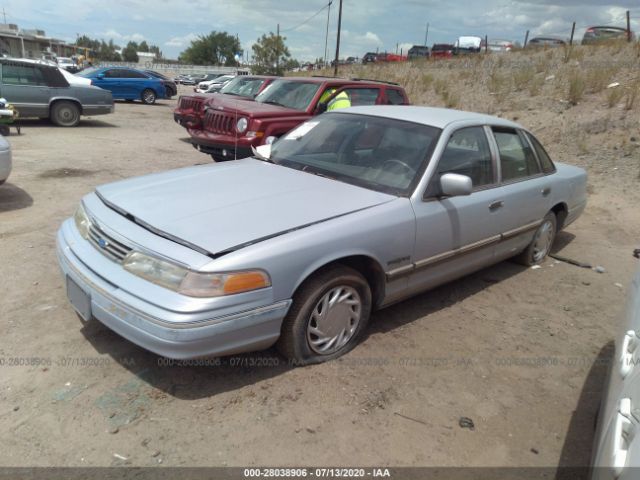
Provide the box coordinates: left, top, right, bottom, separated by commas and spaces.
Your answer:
0, 83, 638, 469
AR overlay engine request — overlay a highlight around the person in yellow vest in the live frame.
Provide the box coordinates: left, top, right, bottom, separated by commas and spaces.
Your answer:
319, 88, 351, 111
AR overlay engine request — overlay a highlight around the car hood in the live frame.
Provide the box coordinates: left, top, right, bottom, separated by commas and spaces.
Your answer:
211, 96, 307, 118
95, 158, 395, 256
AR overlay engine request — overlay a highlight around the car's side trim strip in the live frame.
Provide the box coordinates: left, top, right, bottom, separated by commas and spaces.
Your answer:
386, 219, 542, 281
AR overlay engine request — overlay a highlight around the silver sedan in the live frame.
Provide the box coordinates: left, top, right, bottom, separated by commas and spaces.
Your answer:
57, 106, 588, 364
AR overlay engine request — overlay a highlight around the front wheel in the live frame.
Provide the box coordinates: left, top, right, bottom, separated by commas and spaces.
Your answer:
277, 265, 372, 365
515, 212, 557, 266
141, 89, 157, 105
51, 101, 80, 127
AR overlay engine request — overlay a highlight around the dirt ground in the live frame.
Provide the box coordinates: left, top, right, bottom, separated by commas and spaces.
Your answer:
0, 66, 638, 469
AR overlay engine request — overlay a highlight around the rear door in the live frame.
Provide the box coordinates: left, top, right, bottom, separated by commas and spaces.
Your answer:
93, 69, 123, 98
487, 126, 553, 261
0, 63, 51, 117
122, 69, 152, 99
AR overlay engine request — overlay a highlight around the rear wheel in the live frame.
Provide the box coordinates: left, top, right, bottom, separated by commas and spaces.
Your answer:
51, 101, 80, 127
277, 265, 372, 365
515, 212, 557, 266
141, 89, 156, 105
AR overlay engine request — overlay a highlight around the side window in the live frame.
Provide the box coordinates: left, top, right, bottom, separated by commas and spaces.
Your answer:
435, 127, 494, 189
1, 65, 47, 86
386, 89, 407, 105
104, 69, 123, 78
342, 88, 380, 106
125, 70, 147, 79
526, 133, 556, 174
493, 128, 541, 181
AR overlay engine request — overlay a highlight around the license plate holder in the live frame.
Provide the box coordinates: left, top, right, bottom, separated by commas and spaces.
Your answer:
66, 276, 92, 322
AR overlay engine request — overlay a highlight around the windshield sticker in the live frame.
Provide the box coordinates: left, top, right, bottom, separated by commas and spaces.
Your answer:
285, 121, 319, 140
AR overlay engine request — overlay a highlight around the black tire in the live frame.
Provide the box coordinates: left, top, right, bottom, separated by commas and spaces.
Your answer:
514, 212, 557, 266
125, 99, 135, 103
141, 89, 157, 105
277, 265, 372, 365
50, 101, 80, 127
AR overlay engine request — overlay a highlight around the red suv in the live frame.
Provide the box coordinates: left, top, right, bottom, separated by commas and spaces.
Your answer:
174, 75, 276, 130
188, 77, 410, 162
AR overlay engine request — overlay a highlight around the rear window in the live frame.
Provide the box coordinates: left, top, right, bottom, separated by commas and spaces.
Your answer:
386, 89, 406, 105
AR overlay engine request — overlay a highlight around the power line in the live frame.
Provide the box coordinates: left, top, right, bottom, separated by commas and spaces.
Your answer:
281, 2, 332, 33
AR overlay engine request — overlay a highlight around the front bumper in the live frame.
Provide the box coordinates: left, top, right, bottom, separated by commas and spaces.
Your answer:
173, 112, 202, 129
56, 226, 291, 359
189, 130, 255, 161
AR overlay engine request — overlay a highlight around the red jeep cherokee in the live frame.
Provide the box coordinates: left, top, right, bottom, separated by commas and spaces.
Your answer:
173, 75, 276, 130
188, 77, 409, 162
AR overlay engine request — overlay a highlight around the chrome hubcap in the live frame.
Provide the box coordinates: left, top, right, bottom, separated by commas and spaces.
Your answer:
144, 92, 155, 102
307, 286, 361, 355
532, 220, 554, 262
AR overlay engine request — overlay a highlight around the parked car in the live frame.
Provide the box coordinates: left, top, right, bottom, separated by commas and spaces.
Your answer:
56, 57, 79, 73
408, 45, 430, 59
0, 58, 114, 127
431, 44, 454, 59
487, 39, 515, 52
144, 70, 177, 98
591, 256, 640, 479
78, 67, 166, 104
376, 53, 407, 62
196, 74, 235, 93
582, 26, 634, 45
454, 36, 485, 54
189, 77, 410, 161
362, 52, 378, 64
0, 134, 11, 185
174, 75, 277, 130
527, 36, 566, 48
57, 106, 587, 363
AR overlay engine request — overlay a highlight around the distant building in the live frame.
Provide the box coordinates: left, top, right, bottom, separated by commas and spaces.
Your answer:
136, 51, 157, 66
0, 23, 75, 59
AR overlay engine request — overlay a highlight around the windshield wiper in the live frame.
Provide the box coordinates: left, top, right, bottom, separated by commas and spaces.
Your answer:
301, 166, 335, 180
262, 100, 287, 107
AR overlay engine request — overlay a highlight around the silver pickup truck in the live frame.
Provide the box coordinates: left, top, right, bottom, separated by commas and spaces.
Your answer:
0, 58, 113, 127
57, 106, 587, 364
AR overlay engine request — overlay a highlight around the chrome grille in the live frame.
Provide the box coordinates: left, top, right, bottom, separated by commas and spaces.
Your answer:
179, 97, 204, 111
204, 110, 234, 134
88, 224, 132, 263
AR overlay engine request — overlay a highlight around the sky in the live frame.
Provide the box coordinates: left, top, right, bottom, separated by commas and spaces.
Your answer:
2, 0, 638, 61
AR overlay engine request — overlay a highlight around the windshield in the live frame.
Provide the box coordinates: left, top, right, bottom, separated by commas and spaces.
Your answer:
255, 80, 321, 111
58, 57, 73, 63
220, 77, 266, 97
268, 113, 441, 195
77, 67, 100, 77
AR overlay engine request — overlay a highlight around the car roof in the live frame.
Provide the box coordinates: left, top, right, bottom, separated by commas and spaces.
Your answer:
340, 106, 522, 130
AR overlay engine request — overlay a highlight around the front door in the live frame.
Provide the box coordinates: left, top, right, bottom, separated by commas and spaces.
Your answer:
408, 126, 504, 295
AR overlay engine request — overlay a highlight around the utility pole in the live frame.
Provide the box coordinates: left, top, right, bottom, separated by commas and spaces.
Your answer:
569, 22, 576, 46
276, 23, 280, 74
333, 0, 343, 77
2, 8, 6, 24
424, 23, 429, 46
524, 30, 529, 48
627, 11, 632, 42
324, 1, 332, 67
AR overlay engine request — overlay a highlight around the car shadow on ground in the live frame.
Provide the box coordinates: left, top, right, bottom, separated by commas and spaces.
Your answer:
81, 234, 578, 400
14, 119, 117, 129
0, 183, 33, 212
555, 342, 614, 480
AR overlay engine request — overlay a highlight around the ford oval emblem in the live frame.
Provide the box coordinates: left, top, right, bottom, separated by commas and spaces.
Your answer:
98, 238, 109, 249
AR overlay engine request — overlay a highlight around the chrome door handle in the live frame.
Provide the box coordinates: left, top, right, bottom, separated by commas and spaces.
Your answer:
541, 187, 551, 197
489, 201, 504, 211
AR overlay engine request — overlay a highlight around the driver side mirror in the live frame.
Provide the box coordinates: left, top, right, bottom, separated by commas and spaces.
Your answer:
316, 102, 328, 114
440, 173, 472, 197
97, 73, 105, 79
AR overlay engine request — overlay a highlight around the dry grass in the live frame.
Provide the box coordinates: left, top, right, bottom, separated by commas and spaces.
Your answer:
606, 87, 624, 108
528, 75, 545, 96
567, 70, 586, 105
587, 68, 618, 93
513, 66, 535, 91
624, 81, 639, 110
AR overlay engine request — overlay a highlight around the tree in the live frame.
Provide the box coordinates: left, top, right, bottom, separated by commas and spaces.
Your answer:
138, 40, 149, 53
179, 31, 241, 66
122, 41, 139, 62
76, 35, 121, 61
251, 32, 291, 75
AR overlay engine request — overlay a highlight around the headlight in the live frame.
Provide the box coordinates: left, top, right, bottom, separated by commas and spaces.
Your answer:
236, 117, 248, 133
122, 251, 271, 297
74, 203, 91, 239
